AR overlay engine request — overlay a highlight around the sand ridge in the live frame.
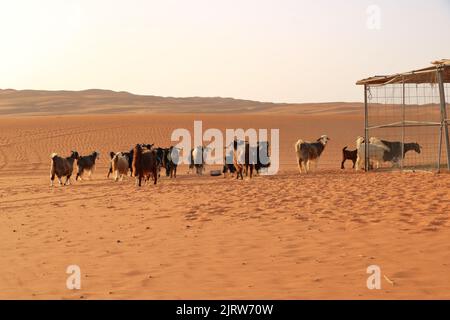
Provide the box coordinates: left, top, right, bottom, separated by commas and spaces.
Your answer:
0, 89, 362, 116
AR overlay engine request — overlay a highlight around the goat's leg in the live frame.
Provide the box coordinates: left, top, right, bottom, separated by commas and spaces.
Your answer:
341, 159, 345, 169
57, 176, 63, 186
237, 167, 243, 180
297, 159, 302, 174
352, 159, 356, 169
50, 173, 55, 186
76, 169, 82, 181
300, 160, 306, 174
65, 175, 71, 186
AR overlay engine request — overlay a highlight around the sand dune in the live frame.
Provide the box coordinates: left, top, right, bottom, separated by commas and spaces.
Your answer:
0, 89, 362, 116
0, 112, 449, 299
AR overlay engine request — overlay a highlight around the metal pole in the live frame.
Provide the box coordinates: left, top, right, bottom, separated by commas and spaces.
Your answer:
401, 81, 405, 170
438, 123, 443, 173
364, 85, 370, 171
437, 68, 450, 170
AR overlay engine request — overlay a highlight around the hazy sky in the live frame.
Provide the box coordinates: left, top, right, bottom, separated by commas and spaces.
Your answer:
0, 0, 449, 103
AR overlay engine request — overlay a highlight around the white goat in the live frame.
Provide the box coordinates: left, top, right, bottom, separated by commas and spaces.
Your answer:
355, 136, 390, 170
110, 152, 129, 182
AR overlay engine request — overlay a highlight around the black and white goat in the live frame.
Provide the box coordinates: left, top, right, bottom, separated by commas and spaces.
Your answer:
163, 146, 179, 178
369, 137, 421, 166
76, 151, 100, 180
294, 135, 330, 174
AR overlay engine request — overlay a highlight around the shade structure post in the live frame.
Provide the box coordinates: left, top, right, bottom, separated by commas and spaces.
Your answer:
364, 84, 369, 171
401, 80, 405, 170
437, 68, 450, 170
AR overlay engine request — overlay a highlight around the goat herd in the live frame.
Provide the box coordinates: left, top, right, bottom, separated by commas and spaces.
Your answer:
49, 140, 271, 187
49, 135, 422, 187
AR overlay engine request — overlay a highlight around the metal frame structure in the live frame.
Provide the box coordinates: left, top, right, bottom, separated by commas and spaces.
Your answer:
357, 60, 450, 172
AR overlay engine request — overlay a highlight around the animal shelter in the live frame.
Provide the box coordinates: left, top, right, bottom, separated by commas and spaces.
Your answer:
356, 59, 450, 172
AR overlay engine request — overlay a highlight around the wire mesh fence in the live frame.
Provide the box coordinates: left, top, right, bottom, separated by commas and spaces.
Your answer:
365, 81, 449, 172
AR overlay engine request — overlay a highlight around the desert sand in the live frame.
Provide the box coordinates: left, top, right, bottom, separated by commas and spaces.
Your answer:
0, 92, 449, 299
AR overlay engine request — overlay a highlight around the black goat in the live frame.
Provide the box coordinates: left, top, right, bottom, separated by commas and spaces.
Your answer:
76, 151, 100, 180
341, 146, 358, 169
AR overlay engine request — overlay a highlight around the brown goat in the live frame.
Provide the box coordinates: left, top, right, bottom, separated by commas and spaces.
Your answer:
50, 151, 79, 186
132, 144, 158, 186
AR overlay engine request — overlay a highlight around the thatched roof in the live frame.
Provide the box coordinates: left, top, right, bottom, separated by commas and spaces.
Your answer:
356, 59, 450, 85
